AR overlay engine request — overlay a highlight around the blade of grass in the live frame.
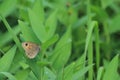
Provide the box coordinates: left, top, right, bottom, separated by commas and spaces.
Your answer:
0, 16, 23, 53
0, 25, 20, 48
84, 21, 97, 80
88, 37, 93, 80
94, 22, 100, 70
84, 21, 97, 61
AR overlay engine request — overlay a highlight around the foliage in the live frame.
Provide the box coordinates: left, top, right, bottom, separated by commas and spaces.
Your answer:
0, 0, 120, 80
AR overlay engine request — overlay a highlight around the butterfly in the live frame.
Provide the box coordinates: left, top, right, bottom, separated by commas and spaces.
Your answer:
22, 42, 40, 59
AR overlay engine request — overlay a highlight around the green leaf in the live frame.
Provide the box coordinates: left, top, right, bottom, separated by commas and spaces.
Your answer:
28, 9, 47, 43
64, 63, 75, 80
42, 34, 59, 51
15, 68, 31, 80
26, 72, 38, 80
0, 0, 17, 17
91, 6, 108, 22
84, 21, 97, 60
49, 26, 71, 70
0, 45, 17, 71
74, 54, 86, 72
108, 15, 120, 34
32, 0, 44, 23
18, 20, 40, 43
0, 72, 16, 80
45, 10, 57, 39
44, 67, 56, 80
103, 55, 119, 80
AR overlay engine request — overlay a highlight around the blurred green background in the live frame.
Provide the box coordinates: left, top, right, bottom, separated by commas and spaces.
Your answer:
0, 0, 120, 80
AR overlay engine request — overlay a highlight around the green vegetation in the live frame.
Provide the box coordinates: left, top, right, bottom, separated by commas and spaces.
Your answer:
0, 0, 120, 80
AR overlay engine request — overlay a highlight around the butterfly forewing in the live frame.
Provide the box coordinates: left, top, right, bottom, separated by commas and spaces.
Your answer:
22, 42, 40, 59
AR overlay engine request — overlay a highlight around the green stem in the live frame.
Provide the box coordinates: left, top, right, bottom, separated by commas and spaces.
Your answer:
88, 37, 93, 80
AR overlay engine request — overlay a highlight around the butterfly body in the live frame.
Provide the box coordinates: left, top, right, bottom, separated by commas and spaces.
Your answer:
22, 42, 40, 59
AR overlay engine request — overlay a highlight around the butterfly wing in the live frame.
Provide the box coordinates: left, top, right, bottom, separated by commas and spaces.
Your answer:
22, 42, 40, 59
25, 45, 40, 59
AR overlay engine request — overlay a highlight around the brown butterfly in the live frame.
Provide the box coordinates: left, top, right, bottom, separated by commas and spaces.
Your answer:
22, 42, 40, 59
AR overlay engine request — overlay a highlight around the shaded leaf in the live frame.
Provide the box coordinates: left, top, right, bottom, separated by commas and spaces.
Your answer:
0, 72, 16, 80
108, 15, 120, 34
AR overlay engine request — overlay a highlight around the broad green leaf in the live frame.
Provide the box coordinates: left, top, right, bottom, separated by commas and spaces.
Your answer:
0, 72, 16, 80
103, 55, 119, 80
28, 9, 47, 43
19, 7, 29, 22
18, 20, 40, 43
15, 68, 30, 80
56, 68, 64, 80
0, 0, 17, 17
45, 10, 57, 39
42, 34, 59, 51
44, 67, 56, 80
32, 0, 44, 23
49, 26, 71, 70
0, 45, 17, 71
